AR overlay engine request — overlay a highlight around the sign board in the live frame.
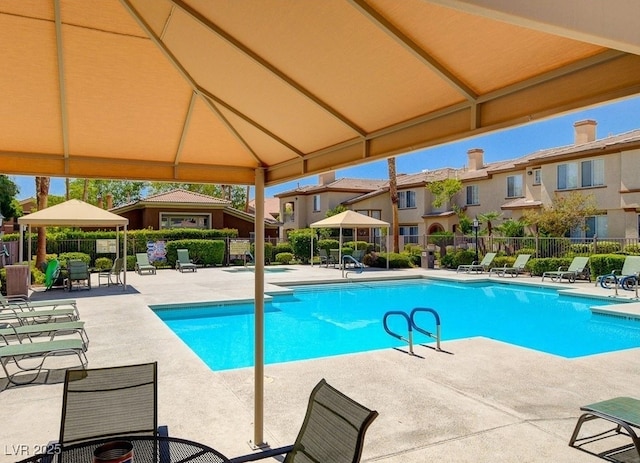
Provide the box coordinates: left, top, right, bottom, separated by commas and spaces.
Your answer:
229, 239, 251, 256
96, 239, 117, 254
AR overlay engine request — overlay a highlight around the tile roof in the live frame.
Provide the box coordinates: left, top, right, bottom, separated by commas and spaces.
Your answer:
275, 177, 386, 196
142, 188, 231, 204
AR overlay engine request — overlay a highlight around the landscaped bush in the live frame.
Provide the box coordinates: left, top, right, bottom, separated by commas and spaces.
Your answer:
250, 242, 274, 265
570, 243, 591, 254
164, 239, 226, 267
593, 241, 621, 254
363, 252, 412, 268
516, 248, 536, 257
273, 242, 293, 256
589, 254, 627, 276
624, 244, 640, 254
275, 252, 294, 264
527, 257, 573, 276
439, 249, 475, 269
317, 239, 340, 252
58, 252, 91, 267
344, 240, 369, 251
288, 228, 315, 264
94, 257, 113, 270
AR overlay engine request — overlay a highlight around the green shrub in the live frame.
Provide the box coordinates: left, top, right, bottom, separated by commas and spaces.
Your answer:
516, 248, 536, 257
317, 239, 340, 252
623, 244, 640, 255
589, 254, 627, 276
58, 252, 91, 267
288, 229, 315, 264
126, 255, 137, 272
94, 257, 113, 270
363, 252, 412, 268
440, 249, 476, 269
273, 242, 293, 256
344, 240, 369, 251
250, 242, 274, 265
164, 239, 226, 267
527, 257, 573, 276
570, 243, 591, 254
594, 241, 621, 254
275, 252, 294, 264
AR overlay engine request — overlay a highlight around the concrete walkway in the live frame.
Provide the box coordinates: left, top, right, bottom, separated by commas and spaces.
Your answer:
2, 265, 640, 462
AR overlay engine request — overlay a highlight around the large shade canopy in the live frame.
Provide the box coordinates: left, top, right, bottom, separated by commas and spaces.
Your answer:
310, 210, 390, 229
2, 1, 640, 185
18, 199, 129, 287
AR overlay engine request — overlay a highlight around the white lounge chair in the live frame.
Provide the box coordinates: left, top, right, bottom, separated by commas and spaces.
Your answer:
457, 252, 497, 273
489, 254, 531, 277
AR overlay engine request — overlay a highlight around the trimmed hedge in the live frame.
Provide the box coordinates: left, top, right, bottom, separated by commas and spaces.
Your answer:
363, 252, 413, 268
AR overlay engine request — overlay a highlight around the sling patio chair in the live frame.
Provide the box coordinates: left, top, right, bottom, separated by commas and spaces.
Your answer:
0, 296, 80, 325
541, 256, 590, 283
98, 257, 124, 286
0, 338, 88, 386
569, 396, 640, 461
489, 254, 531, 277
65, 260, 91, 291
135, 253, 157, 275
596, 255, 640, 291
176, 249, 197, 272
457, 252, 497, 273
59, 362, 166, 447
229, 378, 378, 463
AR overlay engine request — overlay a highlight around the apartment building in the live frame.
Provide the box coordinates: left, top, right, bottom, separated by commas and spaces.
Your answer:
276, 120, 640, 241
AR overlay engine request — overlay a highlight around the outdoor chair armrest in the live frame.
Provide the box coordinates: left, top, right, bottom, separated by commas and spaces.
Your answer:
228, 445, 294, 463
557, 266, 567, 271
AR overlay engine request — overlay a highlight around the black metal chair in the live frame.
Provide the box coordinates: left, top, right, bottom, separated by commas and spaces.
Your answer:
230, 379, 378, 463
59, 362, 162, 447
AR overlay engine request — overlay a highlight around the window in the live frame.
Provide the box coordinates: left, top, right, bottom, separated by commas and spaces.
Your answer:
398, 190, 416, 209
466, 185, 479, 205
355, 209, 382, 220
399, 225, 419, 244
557, 163, 578, 190
571, 215, 608, 239
160, 213, 210, 230
533, 168, 541, 185
581, 159, 604, 187
312, 195, 321, 212
506, 175, 523, 198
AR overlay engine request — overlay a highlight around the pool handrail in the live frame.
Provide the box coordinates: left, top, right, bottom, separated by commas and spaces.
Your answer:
383, 307, 442, 354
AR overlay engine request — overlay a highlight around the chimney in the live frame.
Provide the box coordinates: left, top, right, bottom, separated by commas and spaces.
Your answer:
97, 196, 103, 209
319, 171, 336, 185
467, 148, 484, 171
106, 193, 113, 210
574, 119, 597, 144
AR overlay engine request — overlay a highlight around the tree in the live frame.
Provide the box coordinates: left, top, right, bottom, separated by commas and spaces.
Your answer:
426, 178, 462, 209
68, 179, 148, 207
522, 191, 598, 237
0, 175, 21, 220
478, 211, 502, 236
388, 157, 399, 253
35, 176, 50, 269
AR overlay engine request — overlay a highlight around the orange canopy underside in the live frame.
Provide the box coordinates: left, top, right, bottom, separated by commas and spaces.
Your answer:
1, 0, 640, 186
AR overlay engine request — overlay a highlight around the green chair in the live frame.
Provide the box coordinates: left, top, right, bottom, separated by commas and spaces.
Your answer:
66, 260, 91, 291
176, 249, 197, 273
597, 255, 640, 290
0, 320, 88, 348
98, 257, 124, 286
489, 254, 531, 277
0, 338, 88, 385
569, 396, 640, 460
457, 252, 497, 273
229, 379, 378, 463
0, 294, 79, 325
135, 253, 156, 275
542, 256, 590, 283
44, 259, 61, 290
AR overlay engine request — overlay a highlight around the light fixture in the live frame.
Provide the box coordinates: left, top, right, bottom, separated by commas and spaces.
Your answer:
472, 217, 479, 263
527, 170, 533, 176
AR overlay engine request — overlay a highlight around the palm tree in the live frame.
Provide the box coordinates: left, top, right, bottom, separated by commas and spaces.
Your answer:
35, 176, 50, 269
478, 211, 502, 236
388, 157, 399, 253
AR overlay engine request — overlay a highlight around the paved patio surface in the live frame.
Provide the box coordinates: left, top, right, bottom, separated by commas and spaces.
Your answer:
3, 265, 640, 462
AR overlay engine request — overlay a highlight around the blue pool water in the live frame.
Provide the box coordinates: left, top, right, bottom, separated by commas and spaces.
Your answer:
151, 280, 640, 370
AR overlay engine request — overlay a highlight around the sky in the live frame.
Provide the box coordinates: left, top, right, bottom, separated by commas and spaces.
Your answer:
10, 95, 640, 200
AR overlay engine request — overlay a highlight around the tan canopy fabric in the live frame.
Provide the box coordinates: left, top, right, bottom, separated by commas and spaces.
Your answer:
1, 1, 640, 185
310, 210, 389, 229
18, 199, 128, 227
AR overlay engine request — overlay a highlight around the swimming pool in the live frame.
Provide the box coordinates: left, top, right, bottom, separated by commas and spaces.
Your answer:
151, 279, 640, 371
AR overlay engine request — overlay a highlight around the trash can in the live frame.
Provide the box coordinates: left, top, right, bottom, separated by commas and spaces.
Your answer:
5, 264, 29, 297
421, 251, 435, 269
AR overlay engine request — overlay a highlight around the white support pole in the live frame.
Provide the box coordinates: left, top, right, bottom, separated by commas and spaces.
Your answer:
253, 168, 266, 448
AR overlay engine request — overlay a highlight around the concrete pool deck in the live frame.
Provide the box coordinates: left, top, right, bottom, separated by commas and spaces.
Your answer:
3, 265, 640, 462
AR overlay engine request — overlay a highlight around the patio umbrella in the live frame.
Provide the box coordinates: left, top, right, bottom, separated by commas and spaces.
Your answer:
2, 0, 640, 446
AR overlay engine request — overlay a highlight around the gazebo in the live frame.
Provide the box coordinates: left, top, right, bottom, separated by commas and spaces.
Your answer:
18, 199, 129, 288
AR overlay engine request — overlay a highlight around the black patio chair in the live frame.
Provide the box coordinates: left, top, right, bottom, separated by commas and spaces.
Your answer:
230, 379, 378, 463
59, 362, 165, 447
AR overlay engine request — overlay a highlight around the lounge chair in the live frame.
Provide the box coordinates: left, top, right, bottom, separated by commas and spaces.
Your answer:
489, 254, 531, 277
135, 253, 156, 275
229, 379, 378, 463
569, 396, 640, 460
0, 295, 79, 325
541, 256, 590, 283
59, 362, 164, 446
457, 252, 496, 273
597, 255, 640, 290
0, 321, 88, 348
176, 249, 197, 272
66, 260, 91, 291
98, 257, 124, 286
0, 338, 88, 385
